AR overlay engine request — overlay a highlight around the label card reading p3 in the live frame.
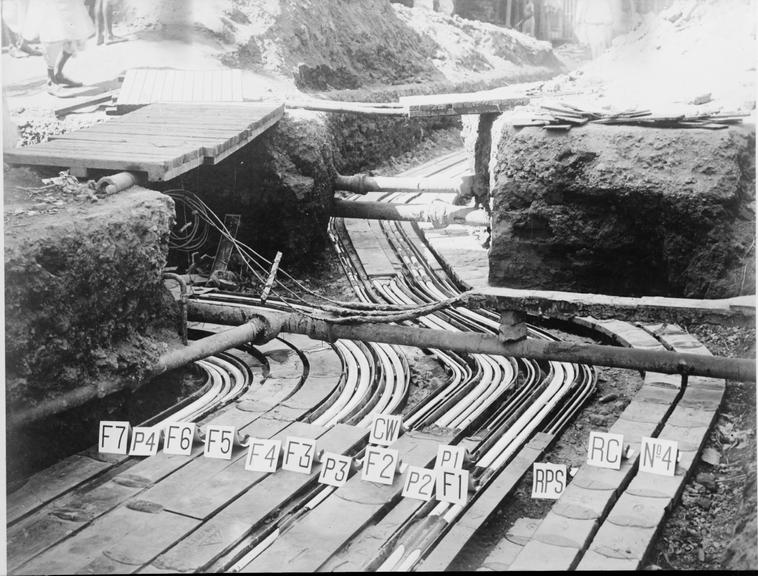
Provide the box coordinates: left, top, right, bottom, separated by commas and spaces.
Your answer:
163, 423, 196, 456
587, 431, 624, 470
402, 465, 436, 501
204, 425, 236, 460
318, 452, 352, 487
531, 463, 567, 499
640, 436, 678, 476
436, 468, 469, 506
369, 414, 403, 447
362, 445, 399, 485
99, 421, 130, 454
282, 436, 317, 474
246, 438, 282, 473
129, 426, 161, 457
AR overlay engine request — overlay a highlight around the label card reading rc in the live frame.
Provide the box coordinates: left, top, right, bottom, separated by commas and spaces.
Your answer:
640, 436, 678, 476
531, 463, 567, 499
362, 445, 399, 485
282, 436, 317, 474
204, 425, 236, 460
99, 421, 130, 454
369, 414, 403, 447
129, 426, 161, 457
245, 438, 282, 473
163, 423, 196, 456
402, 465, 436, 501
318, 452, 352, 487
436, 444, 466, 470
436, 468, 469, 506
587, 431, 624, 470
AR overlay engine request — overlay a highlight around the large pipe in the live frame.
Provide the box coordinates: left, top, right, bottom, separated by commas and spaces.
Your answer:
331, 198, 489, 227
335, 173, 474, 196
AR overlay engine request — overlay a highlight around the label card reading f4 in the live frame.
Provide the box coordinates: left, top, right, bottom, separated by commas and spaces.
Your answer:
369, 414, 403, 447
163, 423, 196, 456
436, 444, 466, 470
531, 463, 567, 499
402, 466, 436, 501
318, 452, 352, 487
436, 468, 469, 506
204, 425, 236, 460
362, 446, 399, 485
245, 438, 282, 473
282, 436, 317, 474
587, 431, 624, 470
99, 421, 130, 454
640, 437, 678, 476
129, 426, 161, 457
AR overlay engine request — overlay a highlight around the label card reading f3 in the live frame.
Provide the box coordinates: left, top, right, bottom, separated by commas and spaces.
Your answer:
587, 431, 624, 470
436, 444, 466, 470
362, 445, 399, 485
99, 421, 130, 454
640, 437, 678, 476
163, 423, 196, 456
245, 438, 282, 473
369, 414, 403, 447
204, 425, 236, 460
129, 426, 161, 457
436, 468, 469, 506
402, 466, 436, 501
282, 436, 317, 474
318, 452, 352, 487
531, 463, 567, 499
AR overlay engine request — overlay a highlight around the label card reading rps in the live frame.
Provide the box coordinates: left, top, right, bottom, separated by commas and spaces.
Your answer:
282, 436, 317, 474
369, 414, 403, 447
245, 438, 282, 473
99, 421, 130, 454
587, 431, 624, 470
436, 444, 466, 470
402, 465, 436, 501
164, 423, 196, 456
204, 425, 236, 460
362, 445, 399, 485
436, 468, 469, 506
130, 426, 161, 457
640, 437, 678, 476
318, 452, 352, 487
531, 463, 567, 499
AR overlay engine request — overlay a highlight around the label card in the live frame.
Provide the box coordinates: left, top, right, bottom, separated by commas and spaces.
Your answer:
369, 414, 403, 447
436, 468, 469, 506
282, 436, 317, 474
587, 431, 624, 470
402, 465, 436, 501
245, 438, 282, 473
362, 445, 399, 485
531, 463, 567, 499
163, 422, 196, 456
318, 452, 352, 487
639, 437, 678, 476
129, 426, 161, 457
99, 421, 130, 454
436, 444, 466, 470
204, 425, 236, 460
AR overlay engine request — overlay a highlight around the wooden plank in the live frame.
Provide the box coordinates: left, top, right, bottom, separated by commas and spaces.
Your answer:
207, 104, 283, 164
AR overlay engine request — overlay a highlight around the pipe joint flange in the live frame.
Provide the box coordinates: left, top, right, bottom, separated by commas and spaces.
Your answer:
250, 314, 284, 345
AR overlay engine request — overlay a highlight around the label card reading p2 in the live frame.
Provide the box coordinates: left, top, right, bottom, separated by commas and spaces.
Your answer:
436, 444, 466, 470
587, 431, 624, 470
163, 423, 196, 456
640, 436, 678, 476
369, 414, 403, 447
129, 426, 161, 457
531, 463, 567, 499
204, 425, 236, 460
318, 452, 352, 487
245, 438, 282, 473
282, 436, 317, 474
362, 445, 399, 485
99, 421, 130, 454
436, 468, 469, 506
402, 466, 436, 501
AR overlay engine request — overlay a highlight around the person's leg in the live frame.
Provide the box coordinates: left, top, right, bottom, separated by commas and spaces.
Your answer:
53, 50, 82, 87
104, 0, 114, 40
94, 0, 105, 44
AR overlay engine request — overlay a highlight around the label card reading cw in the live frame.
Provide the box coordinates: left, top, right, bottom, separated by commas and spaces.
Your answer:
369, 414, 403, 447
318, 452, 352, 487
436, 444, 466, 470
99, 421, 130, 454
129, 426, 161, 457
245, 438, 282, 473
282, 436, 317, 474
163, 422, 196, 456
402, 466, 436, 501
436, 468, 469, 506
640, 437, 678, 476
531, 463, 567, 499
362, 445, 399, 485
204, 425, 236, 460
587, 431, 624, 470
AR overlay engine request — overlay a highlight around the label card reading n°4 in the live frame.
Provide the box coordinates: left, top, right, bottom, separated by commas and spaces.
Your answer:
282, 436, 317, 474
362, 445, 399, 485
163, 423, 196, 456
640, 436, 678, 476
369, 414, 403, 447
436, 444, 466, 470
436, 468, 469, 506
129, 426, 161, 457
318, 452, 352, 487
245, 438, 282, 473
402, 465, 436, 501
531, 463, 567, 499
587, 431, 624, 470
99, 421, 130, 454
204, 425, 236, 460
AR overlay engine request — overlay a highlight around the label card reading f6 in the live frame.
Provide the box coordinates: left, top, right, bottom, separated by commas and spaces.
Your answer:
640, 437, 678, 476
282, 436, 317, 474
587, 431, 624, 470
204, 425, 236, 460
362, 446, 399, 485
531, 463, 567, 499
245, 438, 282, 473
402, 466, 436, 501
436, 444, 466, 470
369, 414, 403, 447
318, 452, 352, 487
129, 426, 161, 457
436, 468, 469, 506
99, 421, 130, 454
163, 423, 196, 456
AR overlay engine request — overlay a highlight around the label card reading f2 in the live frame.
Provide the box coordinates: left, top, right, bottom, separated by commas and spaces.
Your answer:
531, 463, 567, 499
282, 436, 317, 474
164, 423, 196, 456
437, 444, 466, 470
587, 431, 624, 470
318, 452, 352, 487
402, 466, 436, 501
129, 426, 161, 457
245, 438, 282, 473
204, 425, 236, 460
436, 468, 469, 506
369, 414, 403, 447
640, 437, 678, 476
362, 446, 399, 485
99, 421, 130, 454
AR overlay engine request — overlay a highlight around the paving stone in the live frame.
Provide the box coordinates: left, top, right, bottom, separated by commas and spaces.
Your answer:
576, 549, 641, 571
507, 539, 580, 571
532, 511, 598, 550
675, 449, 699, 473
657, 424, 710, 451
643, 372, 682, 389
687, 376, 725, 388
482, 538, 524, 569
610, 416, 658, 445
634, 385, 679, 405
666, 406, 718, 428
571, 459, 634, 492
588, 523, 657, 560
606, 493, 666, 529
618, 400, 671, 424
625, 471, 683, 500
505, 517, 540, 545
552, 484, 615, 520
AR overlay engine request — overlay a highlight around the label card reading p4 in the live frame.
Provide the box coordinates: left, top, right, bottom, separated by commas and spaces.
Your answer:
130, 426, 161, 457
246, 438, 282, 473
204, 425, 236, 460
436, 468, 469, 506
99, 421, 130, 454
282, 436, 317, 474
362, 445, 399, 485
402, 466, 436, 501
531, 463, 567, 499
318, 452, 352, 487
640, 436, 678, 476
369, 414, 403, 447
587, 431, 624, 470
163, 423, 196, 456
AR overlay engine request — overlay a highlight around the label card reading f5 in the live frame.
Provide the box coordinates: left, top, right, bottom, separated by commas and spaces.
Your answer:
436, 444, 466, 470
163, 423, 196, 456
204, 425, 236, 460
129, 426, 161, 457
402, 466, 436, 501
587, 431, 624, 470
318, 452, 352, 487
531, 463, 567, 499
369, 414, 403, 447
640, 437, 678, 476
362, 445, 399, 485
245, 438, 282, 473
99, 421, 130, 454
282, 436, 317, 474
436, 468, 469, 506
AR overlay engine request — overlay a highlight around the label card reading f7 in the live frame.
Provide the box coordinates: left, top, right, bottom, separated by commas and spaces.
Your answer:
318, 452, 352, 487
369, 414, 403, 447
204, 425, 236, 460
587, 431, 624, 470
640, 437, 678, 476
402, 466, 436, 501
436, 468, 469, 506
129, 426, 161, 457
362, 445, 399, 485
436, 444, 466, 470
163, 423, 196, 456
282, 436, 317, 474
99, 421, 130, 454
531, 463, 567, 499
245, 438, 282, 473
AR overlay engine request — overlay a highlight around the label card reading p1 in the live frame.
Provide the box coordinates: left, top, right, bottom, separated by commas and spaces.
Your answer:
282, 436, 317, 474
436, 444, 466, 470
362, 445, 399, 485
129, 426, 161, 457
531, 463, 567, 499
402, 465, 436, 501
436, 468, 469, 506
245, 438, 282, 473
369, 414, 403, 447
99, 421, 130, 454
640, 437, 678, 476
587, 431, 624, 470
163, 423, 196, 456
204, 425, 236, 460
318, 452, 352, 487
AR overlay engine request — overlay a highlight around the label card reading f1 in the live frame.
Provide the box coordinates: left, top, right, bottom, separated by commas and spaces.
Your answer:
531, 463, 567, 499
640, 437, 678, 476
129, 426, 161, 457
245, 438, 282, 473
163, 423, 196, 456
204, 425, 236, 460
402, 466, 436, 501
99, 421, 130, 454
369, 414, 403, 447
436, 444, 466, 470
587, 431, 624, 470
282, 436, 317, 474
436, 468, 469, 506
318, 452, 352, 487
362, 445, 399, 485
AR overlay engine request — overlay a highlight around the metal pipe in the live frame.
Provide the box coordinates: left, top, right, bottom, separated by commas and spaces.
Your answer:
95, 171, 143, 194
334, 173, 474, 196
331, 198, 489, 227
